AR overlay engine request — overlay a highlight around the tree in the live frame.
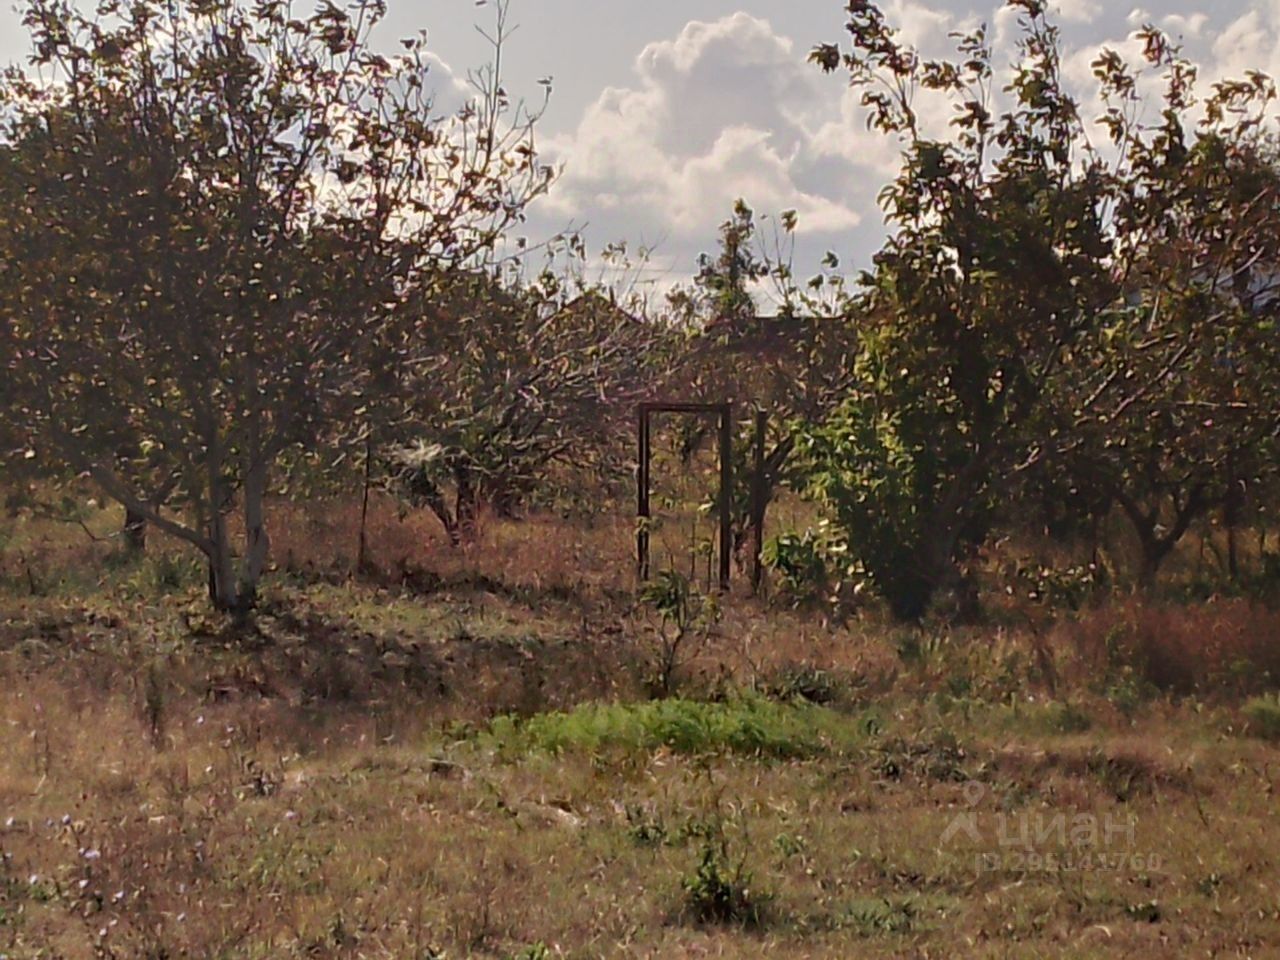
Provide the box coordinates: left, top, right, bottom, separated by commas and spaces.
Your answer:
804, 0, 1118, 619
668, 202, 861, 569
1046, 37, 1280, 585
804, 1, 1279, 617
389, 272, 672, 543
0, 0, 551, 610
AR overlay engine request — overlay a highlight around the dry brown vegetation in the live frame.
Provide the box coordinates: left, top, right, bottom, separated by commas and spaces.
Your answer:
2, 495, 1280, 958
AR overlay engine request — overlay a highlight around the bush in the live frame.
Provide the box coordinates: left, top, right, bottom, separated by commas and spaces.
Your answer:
763, 529, 832, 604
1055, 600, 1280, 697
756, 662, 845, 705
681, 838, 769, 927
1242, 695, 1280, 740
638, 570, 719, 697
483, 697, 856, 759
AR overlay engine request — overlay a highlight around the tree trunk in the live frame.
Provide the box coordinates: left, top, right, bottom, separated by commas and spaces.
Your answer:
454, 465, 480, 542
123, 505, 147, 553
207, 515, 240, 612
205, 437, 243, 613
1224, 452, 1242, 582
1114, 485, 1210, 589
357, 430, 374, 572
239, 450, 270, 610
411, 474, 461, 546
1137, 535, 1172, 588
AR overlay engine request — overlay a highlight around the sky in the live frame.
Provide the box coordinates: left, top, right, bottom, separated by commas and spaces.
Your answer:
2, 0, 1278, 296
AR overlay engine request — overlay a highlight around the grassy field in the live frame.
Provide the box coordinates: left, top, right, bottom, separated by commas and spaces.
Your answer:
2, 498, 1280, 958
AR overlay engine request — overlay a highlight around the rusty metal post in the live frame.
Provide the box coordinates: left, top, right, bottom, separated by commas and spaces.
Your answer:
718, 403, 733, 593
751, 410, 767, 595
637, 404, 651, 581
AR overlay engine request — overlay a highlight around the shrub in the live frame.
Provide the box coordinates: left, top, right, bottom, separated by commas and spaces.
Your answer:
756, 662, 845, 705
638, 570, 719, 697
1242, 695, 1280, 740
1055, 599, 1280, 697
483, 697, 854, 759
763, 529, 832, 604
681, 838, 769, 927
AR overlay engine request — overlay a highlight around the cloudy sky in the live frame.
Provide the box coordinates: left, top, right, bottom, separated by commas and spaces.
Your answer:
2, 0, 1278, 294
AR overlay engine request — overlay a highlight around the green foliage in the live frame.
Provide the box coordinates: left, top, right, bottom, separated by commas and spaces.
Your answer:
796, 402, 987, 621
841, 897, 919, 936
639, 571, 720, 697
801, 1, 1280, 617
1011, 562, 1106, 611
505, 943, 551, 960
1124, 900, 1163, 924
1242, 695, 1280, 740
389, 275, 674, 543
1, 0, 551, 611
1042, 701, 1094, 734
483, 697, 851, 760
681, 836, 769, 928
623, 805, 669, 847
693, 199, 768, 326
131, 552, 205, 597
772, 831, 808, 860
762, 528, 836, 605
756, 662, 846, 706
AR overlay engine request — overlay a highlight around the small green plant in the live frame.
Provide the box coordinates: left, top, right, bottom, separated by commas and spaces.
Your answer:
1242, 694, 1280, 740
506, 943, 551, 960
639, 570, 719, 697
681, 837, 768, 927
1043, 700, 1093, 734
1104, 671, 1153, 720
1195, 872, 1224, 897
757, 662, 844, 705
773, 831, 807, 860
624, 805, 668, 846
131, 551, 203, 595
843, 897, 918, 935
1124, 900, 1162, 924
763, 529, 830, 603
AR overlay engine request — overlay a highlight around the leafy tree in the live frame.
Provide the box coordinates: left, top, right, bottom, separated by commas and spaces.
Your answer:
0, 0, 551, 610
804, 1, 1118, 619
671, 199, 769, 335
1050, 38, 1280, 584
389, 274, 672, 543
669, 202, 861, 570
805, 1, 1279, 617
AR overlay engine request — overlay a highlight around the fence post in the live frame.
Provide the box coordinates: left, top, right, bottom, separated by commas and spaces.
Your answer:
751, 410, 767, 595
636, 404, 651, 581
718, 403, 733, 593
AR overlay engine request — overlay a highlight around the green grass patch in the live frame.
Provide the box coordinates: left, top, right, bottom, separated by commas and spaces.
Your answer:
481, 696, 860, 759
1242, 694, 1280, 740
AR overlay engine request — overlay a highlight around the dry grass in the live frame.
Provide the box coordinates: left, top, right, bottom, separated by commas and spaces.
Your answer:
2, 655, 1279, 958
3, 495, 1280, 957
270, 493, 635, 598
1053, 598, 1280, 696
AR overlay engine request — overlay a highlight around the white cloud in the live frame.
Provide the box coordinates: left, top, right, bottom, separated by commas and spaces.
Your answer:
519, 3, 1280, 285
1160, 12, 1209, 39
1209, 9, 1280, 81
1052, 0, 1103, 25
883, 0, 957, 52
537, 13, 866, 248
